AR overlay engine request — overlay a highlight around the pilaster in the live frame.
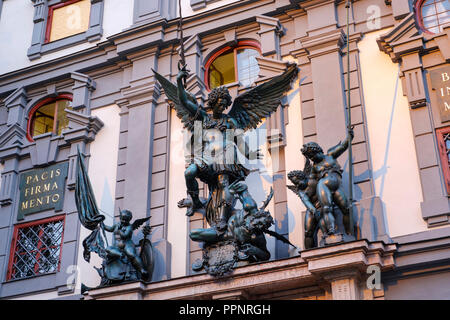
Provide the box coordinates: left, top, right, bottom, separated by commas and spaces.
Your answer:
115, 49, 172, 281
378, 13, 450, 227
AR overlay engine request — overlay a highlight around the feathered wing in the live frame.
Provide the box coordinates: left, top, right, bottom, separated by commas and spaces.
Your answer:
228, 63, 298, 131
153, 69, 200, 131
132, 216, 151, 231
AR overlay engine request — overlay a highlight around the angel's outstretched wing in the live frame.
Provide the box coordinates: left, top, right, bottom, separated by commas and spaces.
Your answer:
153, 70, 201, 131
132, 216, 151, 231
228, 63, 298, 131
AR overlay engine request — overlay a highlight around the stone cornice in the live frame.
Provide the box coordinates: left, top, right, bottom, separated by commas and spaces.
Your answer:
84, 239, 397, 300
299, 29, 346, 59
377, 13, 424, 63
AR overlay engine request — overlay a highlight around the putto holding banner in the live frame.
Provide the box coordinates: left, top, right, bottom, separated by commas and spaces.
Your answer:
75, 148, 154, 287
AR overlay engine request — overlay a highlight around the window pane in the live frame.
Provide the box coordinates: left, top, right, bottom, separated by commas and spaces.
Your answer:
49, 0, 91, 42
55, 100, 72, 135
237, 48, 260, 87
436, 0, 450, 13
33, 102, 55, 137
437, 11, 450, 24
209, 51, 236, 89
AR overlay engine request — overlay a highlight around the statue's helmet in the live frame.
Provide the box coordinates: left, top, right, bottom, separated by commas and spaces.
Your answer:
207, 86, 232, 110
120, 209, 133, 222
301, 142, 323, 159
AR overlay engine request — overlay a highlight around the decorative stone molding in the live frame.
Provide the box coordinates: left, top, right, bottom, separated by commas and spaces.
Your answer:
71, 72, 97, 113
4, 88, 28, 128
28, 0, 105, 61
434, 25, 450, 62
190, 0, 223, 11
84, 240, 397, 300
256, 15, 284, 58
390, 0, 411, 21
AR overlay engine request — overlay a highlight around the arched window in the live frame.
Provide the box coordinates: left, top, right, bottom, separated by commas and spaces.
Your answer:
27, 94, 73, 142
416, 0, 450, 34
205, 40, 261, 90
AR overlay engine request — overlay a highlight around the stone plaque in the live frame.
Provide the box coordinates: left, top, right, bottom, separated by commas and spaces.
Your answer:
430, 66, 450, 123
17, 162, 69, 220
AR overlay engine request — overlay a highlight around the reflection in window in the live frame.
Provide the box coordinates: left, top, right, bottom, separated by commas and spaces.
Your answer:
420, 0, 450, 34
29, 98, 72, 140
207, 42, 260, 90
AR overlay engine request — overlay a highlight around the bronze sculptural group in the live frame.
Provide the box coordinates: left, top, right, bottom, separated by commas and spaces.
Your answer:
75, 148, 154, 287
75, 55, 357, 284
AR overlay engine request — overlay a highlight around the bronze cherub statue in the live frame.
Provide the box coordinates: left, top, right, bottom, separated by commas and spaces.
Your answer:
288, 129, 355, 248
75, 148, 154, 287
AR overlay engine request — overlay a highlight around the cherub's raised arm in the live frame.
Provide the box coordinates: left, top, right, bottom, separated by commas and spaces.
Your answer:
101, 222, 114, 232
177, 69, 199, 116
328, 128, 354, 159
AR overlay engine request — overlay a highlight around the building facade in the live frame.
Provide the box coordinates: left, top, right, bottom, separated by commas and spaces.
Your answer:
0, 0, 449, 300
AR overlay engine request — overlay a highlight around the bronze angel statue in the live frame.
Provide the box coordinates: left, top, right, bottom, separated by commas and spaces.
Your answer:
154, 63, 298, 274
154, 64, 298, 235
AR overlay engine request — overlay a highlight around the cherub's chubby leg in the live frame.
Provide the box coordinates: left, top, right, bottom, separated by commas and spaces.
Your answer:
333, 185, 354, 235
304, 210, 318, 249
317, 178, 336, 234
124, 244, 147, 277
185, 163, 204, 216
